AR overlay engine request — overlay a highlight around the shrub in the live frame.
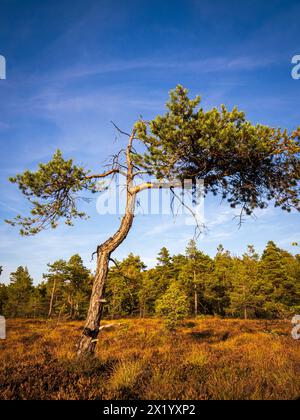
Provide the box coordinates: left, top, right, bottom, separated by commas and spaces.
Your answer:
155, 282, 189, 330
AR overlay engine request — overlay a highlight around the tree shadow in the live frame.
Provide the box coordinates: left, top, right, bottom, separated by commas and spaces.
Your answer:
189, 330, 230, 343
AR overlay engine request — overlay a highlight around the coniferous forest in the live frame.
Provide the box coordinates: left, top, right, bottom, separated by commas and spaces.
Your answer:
1, 240, 299, 324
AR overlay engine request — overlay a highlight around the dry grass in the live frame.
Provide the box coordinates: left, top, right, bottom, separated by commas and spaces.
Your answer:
0, 317, 299, 400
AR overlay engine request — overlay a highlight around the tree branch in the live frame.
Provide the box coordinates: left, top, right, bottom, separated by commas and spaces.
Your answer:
111, 121, 132, 138
86, 169, 120, 180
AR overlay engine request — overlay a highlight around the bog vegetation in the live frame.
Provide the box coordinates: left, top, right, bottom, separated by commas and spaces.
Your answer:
1, 240, 299, 326
0, 318, 299, 400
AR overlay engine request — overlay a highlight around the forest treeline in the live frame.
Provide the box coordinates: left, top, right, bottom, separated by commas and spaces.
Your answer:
0, 240, 299, 321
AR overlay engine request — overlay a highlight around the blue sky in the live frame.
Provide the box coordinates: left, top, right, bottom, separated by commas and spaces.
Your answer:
0, 0, 300, 284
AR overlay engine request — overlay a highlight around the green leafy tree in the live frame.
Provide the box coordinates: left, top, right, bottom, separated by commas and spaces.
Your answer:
203, 245, 233, 316
5, 267, 33, 317
157, 247, 172, 267
138, 270, 158, 317
7, 85, 300, 356
228, 246, 263, 319
66, 255, 92, 319
154, 247, 175, 296
105, 254, 145, 318
43, 259, 69, 318
44, 255, 91, 319
138, 251, 186, 317
29, 284, 47, 318
155, 281, 189, 330
260, 241, 300, 317
6, 151, 93, 235
0, 283, 8, 314
179, 240, 213, 316
134, 86, 300, 218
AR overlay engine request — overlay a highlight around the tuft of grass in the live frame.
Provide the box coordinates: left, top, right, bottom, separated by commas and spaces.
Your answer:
184, 349, 208, 367
109, 360, 143, 392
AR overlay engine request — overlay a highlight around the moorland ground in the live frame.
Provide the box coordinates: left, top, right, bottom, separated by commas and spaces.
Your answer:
0, 318, 299, 400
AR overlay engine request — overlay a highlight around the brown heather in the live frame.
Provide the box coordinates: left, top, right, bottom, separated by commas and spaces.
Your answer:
0, 318, 299, 400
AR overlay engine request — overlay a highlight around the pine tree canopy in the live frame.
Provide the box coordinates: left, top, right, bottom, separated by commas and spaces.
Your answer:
6, 150, 95, 235
6, 85, 300, 235
134, 85, 300, 215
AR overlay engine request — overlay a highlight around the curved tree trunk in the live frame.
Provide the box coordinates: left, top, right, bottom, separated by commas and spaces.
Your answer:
77, 188, 136, 357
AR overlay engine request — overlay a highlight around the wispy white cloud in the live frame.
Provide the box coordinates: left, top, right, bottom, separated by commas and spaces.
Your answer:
201, 231, 232, 243
27, 54, 280, 88
0, 200, 20, 214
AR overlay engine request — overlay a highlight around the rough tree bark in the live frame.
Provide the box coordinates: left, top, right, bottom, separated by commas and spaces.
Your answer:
77, 130, 137, 357
76, 191, 136, 356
